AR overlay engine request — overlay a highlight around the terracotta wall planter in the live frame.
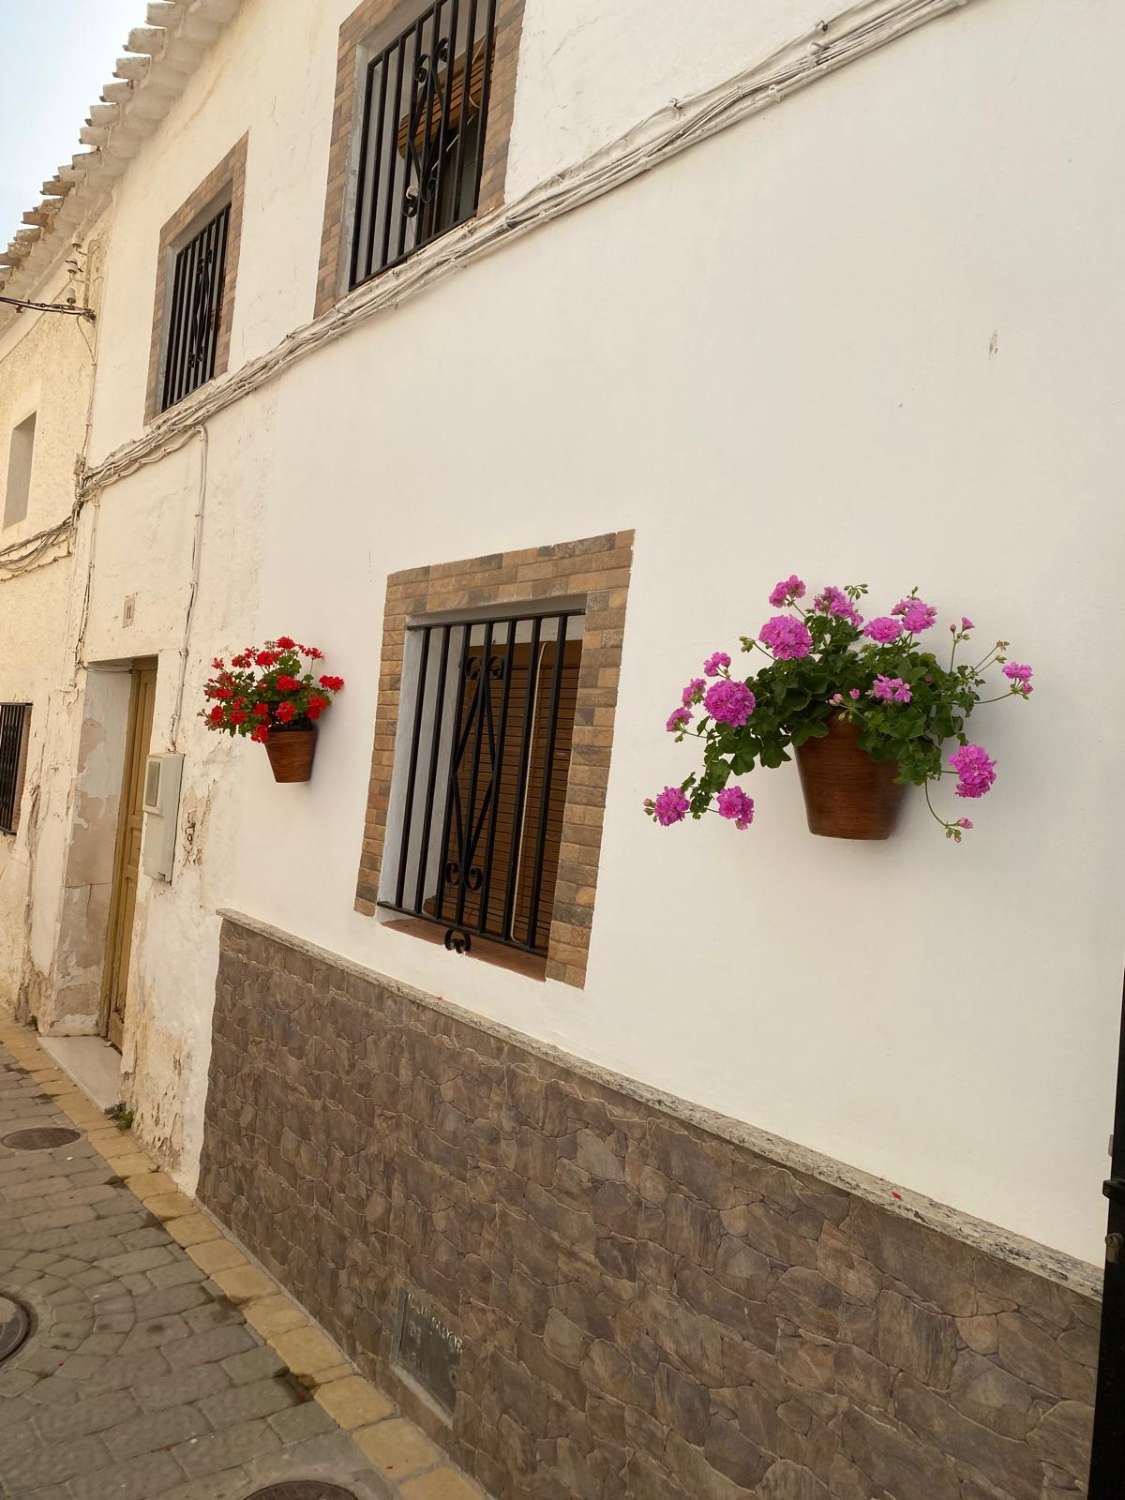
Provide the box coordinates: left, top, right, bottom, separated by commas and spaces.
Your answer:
264, 726, 317, 783
794, 715, 905, 839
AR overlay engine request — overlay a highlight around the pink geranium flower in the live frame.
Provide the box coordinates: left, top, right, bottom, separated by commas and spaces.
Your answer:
871, 675, 912, 704
716, 786, 755, 830
949, 743, 996, 799
768, 574, 806, 608
864, 617, 903, 644
703, 652, 731, 676
649, 787, 690, 826
759, 616, 813, 660
666, 707, 692, 733
703, 680, 756, 727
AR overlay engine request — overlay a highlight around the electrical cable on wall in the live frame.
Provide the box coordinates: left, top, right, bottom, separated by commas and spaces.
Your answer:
77, 0, 971, 504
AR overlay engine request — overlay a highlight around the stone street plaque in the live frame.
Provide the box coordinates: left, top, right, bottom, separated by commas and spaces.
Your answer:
1, 1126, 80, 1151
0, 1297, 29, 1362
247, 1486, 356, 1500
393, 1286, 462, 1413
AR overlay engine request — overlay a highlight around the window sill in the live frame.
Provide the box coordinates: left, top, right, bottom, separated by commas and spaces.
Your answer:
383, 917, 547, 983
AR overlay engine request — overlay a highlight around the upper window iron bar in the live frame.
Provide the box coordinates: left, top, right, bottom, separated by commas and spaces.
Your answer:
379, 609, 583, 959
161, 203, 231, 413
349, 0, 497, 290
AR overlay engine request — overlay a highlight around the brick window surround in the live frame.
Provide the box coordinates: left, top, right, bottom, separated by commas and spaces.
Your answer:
356, 531, 633, 987
314, 0, 526, 319
144, 135, 248, 425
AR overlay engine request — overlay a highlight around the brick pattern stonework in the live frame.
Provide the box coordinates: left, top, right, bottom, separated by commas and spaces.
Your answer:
200, 915, 1099, 1500
144, 135, 248, 425
356, 530, 633, 988
314, 0, 527, 318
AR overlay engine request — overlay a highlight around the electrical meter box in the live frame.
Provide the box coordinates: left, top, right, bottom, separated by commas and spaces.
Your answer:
142, 753, 184, 883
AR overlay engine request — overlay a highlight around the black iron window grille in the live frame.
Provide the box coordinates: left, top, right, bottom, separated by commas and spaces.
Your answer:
379, 609, 583, 958
0, 704, 31, 835
161, 202, 231, 412
349, 0, 498, 290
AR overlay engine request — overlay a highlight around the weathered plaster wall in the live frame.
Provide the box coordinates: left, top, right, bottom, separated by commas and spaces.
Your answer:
0, 254, 98, 1016
71, 402, 270, 1177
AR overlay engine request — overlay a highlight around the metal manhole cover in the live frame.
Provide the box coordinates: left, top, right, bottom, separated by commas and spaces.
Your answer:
0, 1126, 80, 1151
246, 1487, 357, 1500
0, 1298, 30, 1362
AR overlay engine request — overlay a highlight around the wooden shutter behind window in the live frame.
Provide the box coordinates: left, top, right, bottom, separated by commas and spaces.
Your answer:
397, 39, 487, 158
433, 638, 581, 949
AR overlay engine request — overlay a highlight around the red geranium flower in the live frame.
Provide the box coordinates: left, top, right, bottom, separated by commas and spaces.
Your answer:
275, 674, 301, 692
250, 724, 270, 744
275, 635, 296, 649
318, 675, 344, 692
276, 700, 297, 724
301, 645, 324, 660
209, 705, 225, 725
211, 657, 225, 670
230, 709, 248, 726
253, 703, 270, 719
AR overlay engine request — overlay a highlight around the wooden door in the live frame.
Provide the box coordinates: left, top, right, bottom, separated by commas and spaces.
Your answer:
102, 663, 157, 1049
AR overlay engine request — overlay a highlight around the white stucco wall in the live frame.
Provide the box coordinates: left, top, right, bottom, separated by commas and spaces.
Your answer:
37, 0, 1124, 1267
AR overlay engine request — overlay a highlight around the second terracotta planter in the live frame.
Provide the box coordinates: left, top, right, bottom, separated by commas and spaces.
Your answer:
264, 726, 317, 783
794, 716, 905, 840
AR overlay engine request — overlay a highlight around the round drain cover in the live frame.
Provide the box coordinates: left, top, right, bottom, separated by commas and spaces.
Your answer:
246, 1488, 357, 1500
0, 1298, 30, 1362
0, 1126, 81, 1151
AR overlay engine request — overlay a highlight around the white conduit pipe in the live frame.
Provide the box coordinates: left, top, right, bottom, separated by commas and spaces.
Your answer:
79, 0, 971, 502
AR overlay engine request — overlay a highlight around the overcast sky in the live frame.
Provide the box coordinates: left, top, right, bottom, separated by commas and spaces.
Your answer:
1, 0, 141, 242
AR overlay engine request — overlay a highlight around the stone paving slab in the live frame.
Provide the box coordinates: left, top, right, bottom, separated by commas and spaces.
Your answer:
0, 1023, 488, 1500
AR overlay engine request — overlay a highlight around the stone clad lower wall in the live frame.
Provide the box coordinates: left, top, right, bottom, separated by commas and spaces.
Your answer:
199, 915, 1099, 1499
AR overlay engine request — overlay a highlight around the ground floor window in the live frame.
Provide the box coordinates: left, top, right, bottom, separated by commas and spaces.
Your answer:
355, 531, 633, 987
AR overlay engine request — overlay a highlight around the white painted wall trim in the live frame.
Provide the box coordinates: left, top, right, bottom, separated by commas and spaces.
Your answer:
80, 0, 973, 500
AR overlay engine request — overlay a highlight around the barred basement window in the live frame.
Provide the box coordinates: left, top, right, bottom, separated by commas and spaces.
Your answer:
0, 705, 31, 835
379, 609, 582, 962
349, 0, 498, 288
160, 202, 232, 412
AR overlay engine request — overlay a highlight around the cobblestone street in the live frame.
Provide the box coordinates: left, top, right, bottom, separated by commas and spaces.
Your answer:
0, 1027, 484, 1500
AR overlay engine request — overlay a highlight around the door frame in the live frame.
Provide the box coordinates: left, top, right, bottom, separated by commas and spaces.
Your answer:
1089, 971, 1125, 1494
99, 659, 158, 1048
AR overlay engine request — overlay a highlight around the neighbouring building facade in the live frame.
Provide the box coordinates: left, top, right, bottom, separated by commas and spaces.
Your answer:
0, 0, 1122, 1495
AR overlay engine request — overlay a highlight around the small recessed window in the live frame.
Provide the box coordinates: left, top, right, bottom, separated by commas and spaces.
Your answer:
0, 704, 31, 835
349, 0, 498, 288
3, 413, 36, 527
161, 203, 232, 412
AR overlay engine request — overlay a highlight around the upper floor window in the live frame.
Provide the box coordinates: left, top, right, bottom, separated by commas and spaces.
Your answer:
145, 137, 247, 425
0, 704, 31, 835
3, 413, 36, 527
161, 202, 232, 413
348, 0, 498, 289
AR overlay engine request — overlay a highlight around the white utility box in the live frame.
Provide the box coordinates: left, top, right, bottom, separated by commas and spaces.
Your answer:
142, 753, 184, 883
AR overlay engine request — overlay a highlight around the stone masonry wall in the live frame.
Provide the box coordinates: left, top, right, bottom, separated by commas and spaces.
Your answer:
199, 914, 1099, 1499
